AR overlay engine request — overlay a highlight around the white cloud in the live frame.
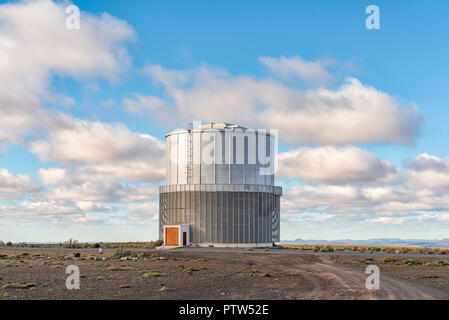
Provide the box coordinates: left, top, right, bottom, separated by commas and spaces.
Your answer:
406, 153, 449, 171
134, 63, 421, 145
419, 213, 449, 223
283, 182, 449, 219
0, 0, 133, 83
0, 0, 134, 144
405, 153, 449, 189
33, 118, 165, 207
259, 56, 334, 85
283, 185, 363, 212
45, 180, 158, 203
368, 217, 404, 225
76, 162, 165, 183
1, 1, 446, 236
0, 199, 108, 218
45, 182, 119, 202
0, 201, 106, 225
0, 1, 163, 227
304, 214, 336, 222
407, 170, 449, 189
0, 176, 158, 224
0, 169, 39, 198
29, 119, 162, 165
125, 202, 159, 224
126, 202, 158, 214
124, 94, 167, 114
278, 146, 398, 184
126, 202, 159, 225
30, 118, 165, 182
38, 168, 72, 186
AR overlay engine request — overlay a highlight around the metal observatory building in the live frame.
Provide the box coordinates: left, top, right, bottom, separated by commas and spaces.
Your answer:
159, 123, 282, 247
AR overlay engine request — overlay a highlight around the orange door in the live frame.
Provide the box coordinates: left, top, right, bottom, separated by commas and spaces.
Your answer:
165, 227, 179, 246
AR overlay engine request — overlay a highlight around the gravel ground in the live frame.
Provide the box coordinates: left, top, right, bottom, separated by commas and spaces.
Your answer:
0, 248, 448, 300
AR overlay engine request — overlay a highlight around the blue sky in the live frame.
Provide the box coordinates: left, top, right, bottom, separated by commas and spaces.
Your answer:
0, 0, 448, 242
58, 0, 449, 160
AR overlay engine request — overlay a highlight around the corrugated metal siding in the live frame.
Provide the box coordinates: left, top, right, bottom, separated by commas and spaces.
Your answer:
159, 190, 281, 244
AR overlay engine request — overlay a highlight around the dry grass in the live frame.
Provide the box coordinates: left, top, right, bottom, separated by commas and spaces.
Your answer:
142, 270, 166, 278
0, 240, 163, 250
107, 266, 133, 272
2, 283, 35, 289
279, 244, 449, 255
177, 265, 199, 275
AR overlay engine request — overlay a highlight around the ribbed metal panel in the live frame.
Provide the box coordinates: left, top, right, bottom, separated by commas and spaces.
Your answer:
160, 184, 282, 195
159, 189, 280, 244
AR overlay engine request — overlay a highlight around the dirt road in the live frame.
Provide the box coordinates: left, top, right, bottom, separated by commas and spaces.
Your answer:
254, 254, 448, 299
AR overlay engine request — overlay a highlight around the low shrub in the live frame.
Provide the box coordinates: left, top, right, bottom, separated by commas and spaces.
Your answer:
405, 259, 417, 266
383, 257, 397, 263
112, 248, 132, 260
319, 246, 334, 252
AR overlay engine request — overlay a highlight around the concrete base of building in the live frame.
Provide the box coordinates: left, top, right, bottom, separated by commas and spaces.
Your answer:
192, 242, 273, 248
162, 245, 182, 249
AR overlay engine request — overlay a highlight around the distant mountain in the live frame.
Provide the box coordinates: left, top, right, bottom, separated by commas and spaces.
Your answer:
281, 238, 449, 248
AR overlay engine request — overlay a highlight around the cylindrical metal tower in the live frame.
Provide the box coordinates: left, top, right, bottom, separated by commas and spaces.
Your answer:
159, 123, 281, 247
